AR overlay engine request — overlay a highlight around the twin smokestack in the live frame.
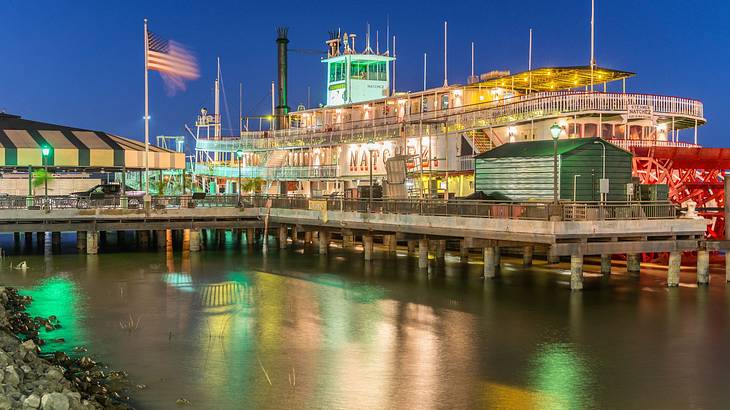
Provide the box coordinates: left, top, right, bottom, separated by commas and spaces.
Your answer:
275, 27, 289, 130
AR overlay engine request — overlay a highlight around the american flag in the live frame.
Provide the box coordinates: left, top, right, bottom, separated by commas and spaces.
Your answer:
147, 31, 199, 93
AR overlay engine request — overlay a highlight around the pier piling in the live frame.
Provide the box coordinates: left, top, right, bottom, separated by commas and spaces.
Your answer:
523, 245, 533, 267
76, 231, 86, 251
570, 254, 584, 291
460, 240, 469, 262
86, 232, 98, 255
483, 247, 496, 278
407, 240, 417, 256
600, 254, 612, 275
156, 230, 166, 250
627, 254, 641, 277
318, 231, 329, 255
697, 249, 710, 285
278, 225, 288, 249
667, 252, 681, 287
418, 239, 429, 269
189, 229, 201, 252
363, 235, 374, 261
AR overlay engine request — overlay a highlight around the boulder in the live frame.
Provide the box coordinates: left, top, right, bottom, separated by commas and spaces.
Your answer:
5, 365, 21, 386
24, 394, 41, 409
41, 392, 69, 410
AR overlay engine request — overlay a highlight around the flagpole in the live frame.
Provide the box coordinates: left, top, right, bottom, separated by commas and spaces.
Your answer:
143, 18, 150, 195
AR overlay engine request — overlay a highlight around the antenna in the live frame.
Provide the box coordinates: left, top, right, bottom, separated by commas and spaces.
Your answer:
590, 0, 595, 92
528, 28, 533, 93
443, 21, 448, 87
364, 22, 373, 54
423, 52, 427, 91
471, 41, 474, 79
239, 82, 243, 134
376, 30, 379, 54
392, 35, 397, 95
385, 14, 390, 55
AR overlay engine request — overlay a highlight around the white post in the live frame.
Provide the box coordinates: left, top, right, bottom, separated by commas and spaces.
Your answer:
590, 0, 595, 92
471, 41, 475, 79
528, 28, 532, 94
442, 21, 448, 88
271, 81, 275, 130
143, 19, 150, 194
392, 35, 397, 95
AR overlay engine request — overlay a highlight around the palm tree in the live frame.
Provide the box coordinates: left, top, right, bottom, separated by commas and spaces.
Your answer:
242, 177, 265, 194
32, 169, 53, 194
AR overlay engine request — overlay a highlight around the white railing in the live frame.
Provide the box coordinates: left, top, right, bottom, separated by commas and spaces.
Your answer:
195, 92, 704, 152
192, 165, 338, 179
605, 138, 701, 150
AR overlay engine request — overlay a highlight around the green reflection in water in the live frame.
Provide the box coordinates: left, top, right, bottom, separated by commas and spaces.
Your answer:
22, 276, 88, 354
529, 342, 593, 410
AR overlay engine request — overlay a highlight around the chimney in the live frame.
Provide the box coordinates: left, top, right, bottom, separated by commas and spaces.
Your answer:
275, 27, 289, 130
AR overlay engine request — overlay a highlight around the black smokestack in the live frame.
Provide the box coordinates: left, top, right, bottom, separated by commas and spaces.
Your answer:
275, 27, 289, 130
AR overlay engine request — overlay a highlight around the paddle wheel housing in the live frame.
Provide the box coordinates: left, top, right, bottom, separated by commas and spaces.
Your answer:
611, 140, 730, 240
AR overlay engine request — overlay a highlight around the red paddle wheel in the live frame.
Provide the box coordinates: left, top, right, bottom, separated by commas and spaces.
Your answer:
608, 140, 730, 262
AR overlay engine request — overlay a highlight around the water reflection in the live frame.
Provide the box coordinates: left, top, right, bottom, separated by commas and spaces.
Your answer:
1, 234, 730, 408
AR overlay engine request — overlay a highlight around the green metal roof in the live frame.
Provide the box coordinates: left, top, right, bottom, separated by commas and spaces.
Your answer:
475, 137, 625, 159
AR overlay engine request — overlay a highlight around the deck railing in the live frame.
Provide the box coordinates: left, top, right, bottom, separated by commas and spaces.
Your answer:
196, 92, 704, 151
0, 194, 678, 221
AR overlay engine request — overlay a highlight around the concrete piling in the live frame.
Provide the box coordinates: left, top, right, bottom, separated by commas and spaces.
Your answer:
51, 232, 61, 249
667, 252, 681, 287
363, 235, 374, 261
600, 254, 612, 275
434, 240, 446, 262
627, 254, 641, 277
36, 232, 45, 248
342, 234, 354, 249
460, 240, 469, 262
189, 229, 201, 252
247, 228, 255, 247
76, 231, 86, 251
523, 245, 533, 267
483, 247, 495, 279
408, 240, 417, 256
318, 231, 329, 255
697, 249, 710, 285
278, 225, 288, 249
494, 246, 501, 268
570, 254, 583, 291
86, 232, 99, 255
137, 230, 150, 249
418, 239, 429, 269
386, 235, 397, 254
156, 230, 166, 250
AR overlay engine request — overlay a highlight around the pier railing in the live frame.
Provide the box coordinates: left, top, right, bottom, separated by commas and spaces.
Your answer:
0, 194, 678, 221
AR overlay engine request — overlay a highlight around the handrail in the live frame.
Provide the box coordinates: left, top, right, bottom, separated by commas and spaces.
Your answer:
0, 194, 679, 221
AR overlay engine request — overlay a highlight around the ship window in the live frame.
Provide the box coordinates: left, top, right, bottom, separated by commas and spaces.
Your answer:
629, 125, 642, 140
614, 124, 626, 139
584, 123, 598, 138
329, 62, 346, 82
601, 124, 613, 138
350, 61, 387, 81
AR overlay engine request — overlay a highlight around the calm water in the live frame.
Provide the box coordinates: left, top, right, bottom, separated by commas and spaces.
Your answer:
0, 232, 729, 409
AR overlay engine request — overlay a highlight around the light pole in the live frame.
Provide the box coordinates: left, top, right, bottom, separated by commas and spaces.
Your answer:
236, 148, 244, 202
367, 139, 377, 211
549, 123, 562, 207
573, 174, 582, 202
41, 145, 51, 210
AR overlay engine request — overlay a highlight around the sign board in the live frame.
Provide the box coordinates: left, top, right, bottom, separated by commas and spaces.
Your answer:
308, 199, 327, 212
627, 105, 653, 119
599, 178, 609, 194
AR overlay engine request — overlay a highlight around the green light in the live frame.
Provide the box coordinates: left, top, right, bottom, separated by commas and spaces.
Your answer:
550, 123, 562, 140
236, 149, 244, 158
41, 146, 51, 157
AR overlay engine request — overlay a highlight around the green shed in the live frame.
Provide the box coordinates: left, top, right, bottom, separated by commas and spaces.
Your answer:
474, 137, 633, 202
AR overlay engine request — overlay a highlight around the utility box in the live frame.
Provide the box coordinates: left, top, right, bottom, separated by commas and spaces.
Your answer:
474, 137, 633, 201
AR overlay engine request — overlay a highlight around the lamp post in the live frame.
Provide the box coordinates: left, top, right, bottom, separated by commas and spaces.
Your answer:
41, 145, 51, 211
572, 174, 582, 202
549, 123, 562, 207
367, 139, 377, 211
236, 149, 244, 202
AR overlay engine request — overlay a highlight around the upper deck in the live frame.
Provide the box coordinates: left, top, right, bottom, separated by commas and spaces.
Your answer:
196, 90, 705, 153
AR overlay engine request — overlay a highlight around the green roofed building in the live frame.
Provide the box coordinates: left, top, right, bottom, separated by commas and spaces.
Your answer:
474, 137, 633, 202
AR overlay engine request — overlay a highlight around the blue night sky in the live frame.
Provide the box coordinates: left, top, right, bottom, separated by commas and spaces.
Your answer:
1, 0, 728, 146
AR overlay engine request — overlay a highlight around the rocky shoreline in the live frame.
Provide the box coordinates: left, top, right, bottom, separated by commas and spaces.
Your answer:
0, 287, 132, 409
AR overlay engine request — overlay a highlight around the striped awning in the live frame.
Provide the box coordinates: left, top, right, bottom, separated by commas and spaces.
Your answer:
0, 113, 184, 170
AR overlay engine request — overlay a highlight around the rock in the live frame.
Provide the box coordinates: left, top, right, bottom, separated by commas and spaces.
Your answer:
41, 392, 69, 410
0, 395, 11, 410
21, 364, 32, 373
24, 394, 41, 409
5, 365, 21, 386
63, 392, 80, 409
176, 398, 191, 406
21, 339, 36, 352
46, 367, 64, 383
